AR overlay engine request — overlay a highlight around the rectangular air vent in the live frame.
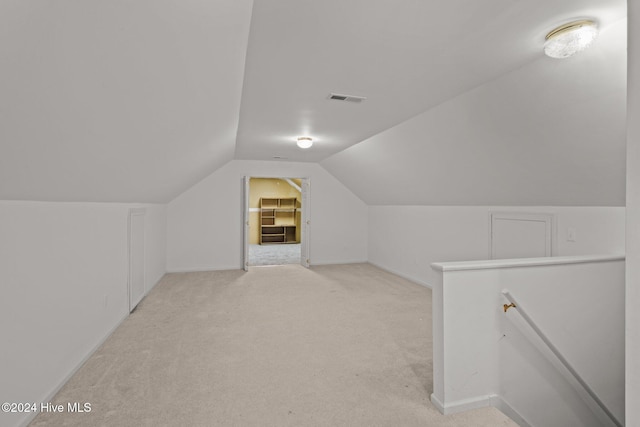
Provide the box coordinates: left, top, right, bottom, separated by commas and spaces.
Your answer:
328, 93, 367, 103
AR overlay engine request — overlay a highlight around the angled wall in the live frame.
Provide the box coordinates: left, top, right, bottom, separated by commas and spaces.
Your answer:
368, 206, 625, 287
0, 201, 166, 427
167, 160, 368, 271
0, 0, 254, 203
432, 256, 625, 426
321, 19, 626, 207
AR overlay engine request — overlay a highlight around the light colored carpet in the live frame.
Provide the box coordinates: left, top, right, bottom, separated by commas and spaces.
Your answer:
30, 264, 516, 427
249, 243, 301, 266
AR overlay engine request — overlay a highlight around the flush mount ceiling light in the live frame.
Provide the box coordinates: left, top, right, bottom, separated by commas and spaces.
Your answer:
296, 137, 313, 149
544, 20, 598, 59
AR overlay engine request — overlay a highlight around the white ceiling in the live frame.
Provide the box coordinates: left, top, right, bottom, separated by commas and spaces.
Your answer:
0, 0, 253, 202
0, 0, 628, 204
322, 18, 627, 206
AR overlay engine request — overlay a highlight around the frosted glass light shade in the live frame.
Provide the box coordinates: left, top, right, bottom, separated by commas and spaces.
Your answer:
544, 20, 598, 59
296, 137, 313, 149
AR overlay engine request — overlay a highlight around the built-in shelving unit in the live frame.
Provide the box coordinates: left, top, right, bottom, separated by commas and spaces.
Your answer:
259, 197, 298, 244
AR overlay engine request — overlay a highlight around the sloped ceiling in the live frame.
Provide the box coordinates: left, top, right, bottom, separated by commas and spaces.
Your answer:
322, 19, 627, 206
0, 0, 253, 202
0, 0, 628, 205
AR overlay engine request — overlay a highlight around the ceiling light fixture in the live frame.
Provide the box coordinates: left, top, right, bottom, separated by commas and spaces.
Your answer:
296, 137, 313, 149
544, 20, 598, 59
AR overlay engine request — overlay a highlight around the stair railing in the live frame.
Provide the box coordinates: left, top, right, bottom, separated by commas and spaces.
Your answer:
502, 290, 622, 427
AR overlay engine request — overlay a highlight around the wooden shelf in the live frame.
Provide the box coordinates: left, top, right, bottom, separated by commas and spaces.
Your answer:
259, 197, 298, 245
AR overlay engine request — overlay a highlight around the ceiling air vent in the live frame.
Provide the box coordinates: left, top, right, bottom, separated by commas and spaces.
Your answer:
328, 93, 367, 103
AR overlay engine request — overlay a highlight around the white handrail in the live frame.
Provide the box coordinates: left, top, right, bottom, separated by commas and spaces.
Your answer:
502, 290, 622, 427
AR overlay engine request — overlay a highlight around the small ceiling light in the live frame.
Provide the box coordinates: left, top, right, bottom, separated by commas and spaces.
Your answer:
296, 137, 313, 149
544, 20, 598, 59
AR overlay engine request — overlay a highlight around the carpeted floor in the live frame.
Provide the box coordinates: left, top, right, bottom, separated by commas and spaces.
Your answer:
249, 243, 301, 266
29, 264, 516, 427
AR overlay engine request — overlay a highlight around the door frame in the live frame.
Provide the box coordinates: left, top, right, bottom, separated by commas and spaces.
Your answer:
128, 207, 146, 312
488, 211, 555, 259
243, 176, 310, 269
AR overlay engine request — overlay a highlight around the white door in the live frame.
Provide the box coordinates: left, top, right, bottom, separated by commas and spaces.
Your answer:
243, 176, 250, 271
490, 212, 553, 259
128, 208, 145, 312
301, 178, 310, 267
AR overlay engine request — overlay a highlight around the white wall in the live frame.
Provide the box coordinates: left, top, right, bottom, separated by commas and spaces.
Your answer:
322, 19, 627, 207
0, 0, 254, 204
166, 160, 368, 271
369, 206, 625, 288
144, 204, 168, 290
627, 2, 640, 425
432, 256, 625, 427
0, 201, 166, 427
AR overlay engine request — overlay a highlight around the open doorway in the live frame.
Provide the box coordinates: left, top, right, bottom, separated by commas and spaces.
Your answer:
243, 177, 310, 269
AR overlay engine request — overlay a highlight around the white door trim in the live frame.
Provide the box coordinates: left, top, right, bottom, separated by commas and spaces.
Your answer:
242, 176, 310, 268
300, 178, 310, 268
489, 211, 555, 259
243, 176, 250, 271
128, 208, 146, 312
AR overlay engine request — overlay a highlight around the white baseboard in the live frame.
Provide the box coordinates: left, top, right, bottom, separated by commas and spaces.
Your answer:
146, 271, 166, 294
14, 272, 170, 427
310, 259, 368, 266
168, 261, 372, 272
16, 311, 129, 427
430, 393, 447, 413
431, 393, 531, 426
431, 393, 495, 415
494, 396, 532, 427
166, 265, 242, 273
368, 261, 432, 289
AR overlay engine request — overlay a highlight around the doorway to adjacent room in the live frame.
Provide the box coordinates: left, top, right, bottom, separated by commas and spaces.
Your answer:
242, 177, 310, 269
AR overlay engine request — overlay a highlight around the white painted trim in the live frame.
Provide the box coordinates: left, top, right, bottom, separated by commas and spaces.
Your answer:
432, 254, 625, 272
17, 310, 129, 427
284, 178, 302, 193
168, 262, 372, 272
489, 211, 555, 259
243, 176, 250, 271
300, 178, 310, 268
494, 396, 533, 427
430, 393, 495, 415
503, 290, 623, 427
166, 265, 243, 273
244, 176, 310, 269
15, 270, 166, 427
128, 208, 146, 312
432, 392, 533, 426
310, 259, 369, 266
146, 272, 166, 295
368, 261, 432, 289
430, 393, 446, 413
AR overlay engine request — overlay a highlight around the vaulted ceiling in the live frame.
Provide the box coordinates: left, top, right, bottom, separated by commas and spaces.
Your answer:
0, 0, 627, 204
